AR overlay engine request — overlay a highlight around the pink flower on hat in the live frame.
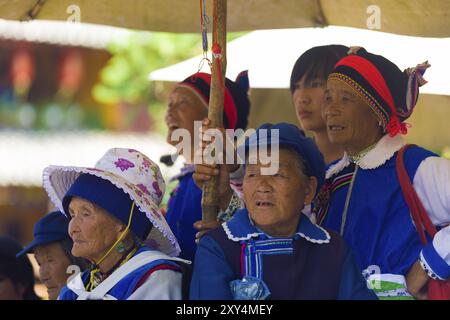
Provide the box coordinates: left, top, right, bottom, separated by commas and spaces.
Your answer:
136, 183, 151, 196
152, 181, 163, 199
115, 158, 135, 171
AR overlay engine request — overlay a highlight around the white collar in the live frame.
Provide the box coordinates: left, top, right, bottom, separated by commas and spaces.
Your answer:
222, 209, 330, 244
326, 134, 406, 178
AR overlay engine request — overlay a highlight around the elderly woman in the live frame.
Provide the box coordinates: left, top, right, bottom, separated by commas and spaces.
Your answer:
0, 236, 40, 300
320, 47, 450, 299
16, 211, 88, 300
42, 148, 189, 300
190, 123, 377, 300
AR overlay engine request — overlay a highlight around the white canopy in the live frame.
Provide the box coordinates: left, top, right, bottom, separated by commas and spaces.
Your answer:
0, 131, 180, 186
0, 19, 131, 49
1, 0, 449, 37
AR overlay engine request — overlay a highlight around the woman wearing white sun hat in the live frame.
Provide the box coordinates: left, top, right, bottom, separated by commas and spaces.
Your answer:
42, 148, 190, 300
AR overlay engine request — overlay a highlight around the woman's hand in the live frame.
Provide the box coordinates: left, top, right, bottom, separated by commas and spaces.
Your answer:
406, 260, 429, 300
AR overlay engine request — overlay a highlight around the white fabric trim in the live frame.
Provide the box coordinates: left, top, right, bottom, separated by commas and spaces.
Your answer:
222, 219, 331, 244
325, 156, 351, 179
419, 251, 442, 280
325, 134, 406, 178
355, 134, 405, 169
366, 273, 412, 298
413, 157, 450, 267
222, 221, 261, 242
126, 270, 182, 300
67, 250, 190, 300
297, 224, 331, 244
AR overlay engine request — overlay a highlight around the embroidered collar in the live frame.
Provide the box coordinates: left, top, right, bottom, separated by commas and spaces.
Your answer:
223, 209, 330, 244
169, 164, 196, 182
326, 134, 406, 179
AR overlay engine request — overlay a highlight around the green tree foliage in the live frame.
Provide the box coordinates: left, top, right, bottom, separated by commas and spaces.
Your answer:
93, 32, 203, 106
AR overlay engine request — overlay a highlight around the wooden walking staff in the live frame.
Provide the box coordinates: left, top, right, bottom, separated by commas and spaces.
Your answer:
201, 0, 227, 222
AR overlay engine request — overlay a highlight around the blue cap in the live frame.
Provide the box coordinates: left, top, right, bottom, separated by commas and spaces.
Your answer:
16, 211, 70, 257
62, 174, 152, 240
242, 122, 325, 194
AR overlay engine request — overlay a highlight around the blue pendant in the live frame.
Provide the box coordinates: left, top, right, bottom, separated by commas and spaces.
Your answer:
230, 276, 271, 300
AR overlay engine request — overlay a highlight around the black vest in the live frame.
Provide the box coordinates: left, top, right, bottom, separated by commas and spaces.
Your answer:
208, 227, 347, 299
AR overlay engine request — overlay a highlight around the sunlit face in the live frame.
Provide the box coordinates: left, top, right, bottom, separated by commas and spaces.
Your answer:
243, 148, 317, 237
323, 78, 383, 155
0, 276, 24, 300
165, 86, 208, 150
34, 242, 72, 300
68, 197, 124, 263
292, 76, 327, 132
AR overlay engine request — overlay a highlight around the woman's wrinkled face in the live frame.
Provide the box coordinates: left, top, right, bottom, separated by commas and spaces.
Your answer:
165, 87, 208, 149
292, 75, 327, 132
34, 242, 72, 300
243, 148, 317, 237
323, 78, 383, 155
68, 197, 124, 263
0, 275, 24, 300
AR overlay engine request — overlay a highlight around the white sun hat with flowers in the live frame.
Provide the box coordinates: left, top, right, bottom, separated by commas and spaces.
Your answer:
42, 148, 180, 257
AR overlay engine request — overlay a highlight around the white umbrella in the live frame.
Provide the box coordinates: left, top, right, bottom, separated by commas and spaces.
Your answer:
0, 0, 449, 37
150, 26, 450, 96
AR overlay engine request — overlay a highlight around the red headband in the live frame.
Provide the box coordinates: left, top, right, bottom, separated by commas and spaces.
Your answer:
183, 73, 238, 129
335, 55, 397, 116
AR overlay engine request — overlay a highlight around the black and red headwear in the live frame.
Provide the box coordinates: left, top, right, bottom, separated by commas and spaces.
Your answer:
177, 71, 250, 130
328, 47, 430, 137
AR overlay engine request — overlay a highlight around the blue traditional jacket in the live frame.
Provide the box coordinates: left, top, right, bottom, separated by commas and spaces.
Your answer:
190, 209, 377, 300
59, 246, 184, 300
165, 165, 202, 261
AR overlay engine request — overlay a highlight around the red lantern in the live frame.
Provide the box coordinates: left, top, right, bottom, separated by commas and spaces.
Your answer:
11, 47, 35, 96
58, 49, 84, 98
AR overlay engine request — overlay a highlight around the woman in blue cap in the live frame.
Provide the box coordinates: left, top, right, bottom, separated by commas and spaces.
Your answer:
42, 148, 189, 300
17, 211, 88, 300
190, 123, 377, 300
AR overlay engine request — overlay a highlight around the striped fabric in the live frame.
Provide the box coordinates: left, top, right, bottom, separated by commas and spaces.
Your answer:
242, 238, 294, 279
316, 171, 354, 225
